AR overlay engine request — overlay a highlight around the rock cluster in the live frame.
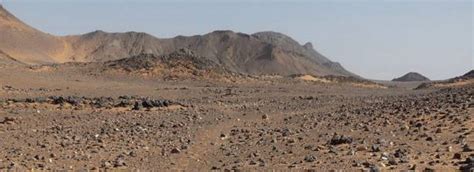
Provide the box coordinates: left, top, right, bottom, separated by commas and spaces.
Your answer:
3, 96, 179, 110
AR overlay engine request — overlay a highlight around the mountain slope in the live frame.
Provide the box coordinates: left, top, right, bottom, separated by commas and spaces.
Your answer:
415, 70, 474, 89
66, 30, 354, 76
0, 5, 72, 64
0, 49, 22, 66
461, 70, 474, 79
0, 5, 355, 76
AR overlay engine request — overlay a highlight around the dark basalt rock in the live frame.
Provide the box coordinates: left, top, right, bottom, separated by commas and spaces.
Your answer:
6, 96, 179, 110
329, 134, 353, 145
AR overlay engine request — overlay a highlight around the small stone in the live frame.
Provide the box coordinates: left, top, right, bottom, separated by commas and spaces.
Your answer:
37, 163, 45, 168
410, 164, 417, 170
453, 153, 462, 159
347, 150, 356, 156
128, 151, 137, 157
357, 146, 368, 151
426, 137, 434, 141
424, 167, 435, 172
447, 146, 453, 152
466, 157, 474, 163
304, 155, 316, 162
388, 157, 398, 166
460, 164, 474, 172
1, 117, 16, 124
463, 144, 473, 152
381, 152, 389, 160
102, 161, 112, 168
132, 101, 143, 110
114, 156, 126, 167
371, 144, 381, 152
262, 114, 269, 120
171, 148, 181, 154
369, 165, 381, 172
329, 134, 353, 145
401, 124, 410, 131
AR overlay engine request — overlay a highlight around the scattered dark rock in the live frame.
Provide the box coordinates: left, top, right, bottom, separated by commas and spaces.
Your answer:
7, 96, 179, 110
329, 134, 353, 145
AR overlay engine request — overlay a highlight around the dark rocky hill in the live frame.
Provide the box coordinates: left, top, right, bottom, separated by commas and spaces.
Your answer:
392, 72, 430, 82
105, 48, 220, 72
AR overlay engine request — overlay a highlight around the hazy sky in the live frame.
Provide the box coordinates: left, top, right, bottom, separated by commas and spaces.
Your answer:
2, 0, 473, 80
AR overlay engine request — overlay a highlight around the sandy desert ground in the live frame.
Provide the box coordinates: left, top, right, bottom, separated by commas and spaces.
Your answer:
0, 66, 472, 171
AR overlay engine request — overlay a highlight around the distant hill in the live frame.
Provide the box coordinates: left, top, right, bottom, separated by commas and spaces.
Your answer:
392, 72, 430, 82
415, 70, 473, 89
0, 5, 355, 77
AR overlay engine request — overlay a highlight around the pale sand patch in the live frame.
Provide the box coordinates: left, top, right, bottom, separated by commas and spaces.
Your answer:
351, 83, 388, 89
28, 66, 55, 72
434, 79, 474, 87
295, 75, 331, 83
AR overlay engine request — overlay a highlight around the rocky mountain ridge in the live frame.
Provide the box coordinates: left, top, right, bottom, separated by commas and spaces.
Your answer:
0, 5, 354, 76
